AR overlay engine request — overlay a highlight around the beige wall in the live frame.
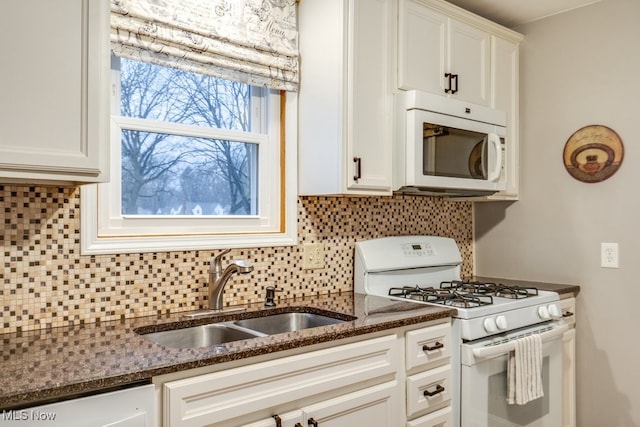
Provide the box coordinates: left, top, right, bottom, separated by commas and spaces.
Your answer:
474, 0, 640, 425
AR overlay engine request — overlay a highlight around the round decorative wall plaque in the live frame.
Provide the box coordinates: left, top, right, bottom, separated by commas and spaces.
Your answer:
562, 124, 624, 183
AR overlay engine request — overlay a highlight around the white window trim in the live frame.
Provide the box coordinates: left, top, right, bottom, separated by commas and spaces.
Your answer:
80, 88, 298, 255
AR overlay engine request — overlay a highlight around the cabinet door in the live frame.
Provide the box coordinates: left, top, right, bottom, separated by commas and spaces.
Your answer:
303, 381, 399, 427
448, 19, 490, 106
163, 335, 397, 426
240, 410, 304, 427
490, 36, 519, 199
0, 0, 109, 183
398, 0, 447, 94
561, 298, 576, 427
297, 0, 392, 195
563, 328, 576, 427
346, 0, 394, 192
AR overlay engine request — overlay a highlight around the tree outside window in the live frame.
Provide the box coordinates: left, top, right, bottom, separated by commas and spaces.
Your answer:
118, 58, 258, 217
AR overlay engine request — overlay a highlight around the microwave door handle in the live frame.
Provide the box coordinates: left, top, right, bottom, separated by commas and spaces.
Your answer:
486, 134, 503, 182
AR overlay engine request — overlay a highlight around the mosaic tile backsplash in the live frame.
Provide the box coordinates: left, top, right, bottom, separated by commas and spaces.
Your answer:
0, 185, 473, 333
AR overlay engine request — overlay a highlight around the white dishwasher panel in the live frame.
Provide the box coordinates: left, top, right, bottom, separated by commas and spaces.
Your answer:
0, 384, 155, 427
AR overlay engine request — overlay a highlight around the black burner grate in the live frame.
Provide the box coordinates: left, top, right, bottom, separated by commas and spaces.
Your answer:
388, 281, 540, 307
439, 280, 539, 299
388, 285, 493, 308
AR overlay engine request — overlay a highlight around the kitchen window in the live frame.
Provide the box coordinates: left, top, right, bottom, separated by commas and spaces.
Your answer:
81, 0, 298, 254
81, 59, 296, 255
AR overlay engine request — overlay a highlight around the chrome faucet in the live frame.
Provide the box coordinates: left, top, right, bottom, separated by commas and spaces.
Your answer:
208, 249, 254, 310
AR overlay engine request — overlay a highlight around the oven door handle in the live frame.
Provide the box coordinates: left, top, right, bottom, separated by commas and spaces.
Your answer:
472, 323, 569, 360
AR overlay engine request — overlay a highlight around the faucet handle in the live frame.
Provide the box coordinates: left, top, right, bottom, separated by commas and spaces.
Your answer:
211, 248, 231, 272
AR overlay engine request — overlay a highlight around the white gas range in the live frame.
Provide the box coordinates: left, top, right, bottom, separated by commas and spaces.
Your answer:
354, 236, 568, 427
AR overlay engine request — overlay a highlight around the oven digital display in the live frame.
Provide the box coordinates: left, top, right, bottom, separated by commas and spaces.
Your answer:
402, 243, 435, 256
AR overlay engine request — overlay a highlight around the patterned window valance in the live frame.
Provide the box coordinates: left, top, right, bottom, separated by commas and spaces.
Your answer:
111, 0, 299, 91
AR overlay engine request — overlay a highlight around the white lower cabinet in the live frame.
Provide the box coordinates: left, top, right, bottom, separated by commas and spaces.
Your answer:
406, 406, 452, 427
158, 320, 452, 427
239, 411, 303, 427
561, 297, 577, 427
239, 382, 397, 427
405, 322, 451, 371
302, 381, 398, 427
404, 323, 452, 425
162, 334, 398, 427
406, 365, 451, 419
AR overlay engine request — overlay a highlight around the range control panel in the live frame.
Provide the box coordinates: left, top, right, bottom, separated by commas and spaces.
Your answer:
402, 243, 436, 257
355, 235, 462, 272
354, 235, 463, 296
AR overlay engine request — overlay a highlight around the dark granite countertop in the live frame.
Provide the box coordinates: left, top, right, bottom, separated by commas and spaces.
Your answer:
473, 276, 581, 296
0, 292, 455, 409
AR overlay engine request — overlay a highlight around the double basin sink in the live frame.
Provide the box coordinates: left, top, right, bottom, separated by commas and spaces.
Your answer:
138, 311, 355, 349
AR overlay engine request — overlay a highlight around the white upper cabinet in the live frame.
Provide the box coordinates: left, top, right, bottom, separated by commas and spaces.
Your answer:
398, 3, 448, 99
448, 19, 491, 106
298, 0, 395, 195
398, 0, 523, 200
399, 0, 490, 106
0, 0, 109, 185
489, 36, 520, 199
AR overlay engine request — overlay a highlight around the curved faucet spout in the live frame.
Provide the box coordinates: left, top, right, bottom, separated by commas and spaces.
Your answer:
208, 253, 254, 310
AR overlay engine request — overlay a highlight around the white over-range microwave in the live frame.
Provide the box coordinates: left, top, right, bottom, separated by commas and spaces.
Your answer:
394, 90, 508, 196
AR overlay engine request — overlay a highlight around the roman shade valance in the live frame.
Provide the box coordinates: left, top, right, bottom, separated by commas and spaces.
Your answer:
110, 0, 299, 91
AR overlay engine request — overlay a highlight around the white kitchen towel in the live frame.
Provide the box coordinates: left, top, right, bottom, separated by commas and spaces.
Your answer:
507, 334, 544, 405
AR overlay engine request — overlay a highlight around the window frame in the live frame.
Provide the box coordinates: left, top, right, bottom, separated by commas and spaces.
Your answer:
80, 59, 297, 255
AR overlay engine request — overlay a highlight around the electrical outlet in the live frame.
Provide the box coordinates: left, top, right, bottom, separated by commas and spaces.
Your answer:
303, 243, 325, 269
601, 242, 619, 268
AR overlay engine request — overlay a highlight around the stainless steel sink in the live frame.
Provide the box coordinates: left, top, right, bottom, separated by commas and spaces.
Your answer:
138, 311, 354, 348
142, 324, 264, 348
233, 312, 348, 335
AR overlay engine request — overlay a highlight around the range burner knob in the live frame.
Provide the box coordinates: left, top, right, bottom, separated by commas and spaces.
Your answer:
496, 315, 508, 331
483, 317, 497, 333
548, 304, 561, 318
538, 306, 550, 319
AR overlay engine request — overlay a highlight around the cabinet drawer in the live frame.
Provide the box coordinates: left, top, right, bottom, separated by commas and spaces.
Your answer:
164, 335, 398, 427
406, 406, 452, 427
560, 297, 576, 327
406, 322, 451, 371
406, 364, 451, 419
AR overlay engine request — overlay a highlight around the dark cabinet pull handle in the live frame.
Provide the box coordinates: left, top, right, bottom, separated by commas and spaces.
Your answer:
308, 418, 319, 427
423, 384, 445, 397
273, 415, 282, 427
423, 341, 444, 352
353, 157, 362, 182
444, 73, 453, 93
562, 311, 574, 317
295, 424, 303, 427
451, 73, 459, 94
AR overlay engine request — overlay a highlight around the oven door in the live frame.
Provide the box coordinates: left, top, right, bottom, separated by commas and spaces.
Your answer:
459, 323, 566, 427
